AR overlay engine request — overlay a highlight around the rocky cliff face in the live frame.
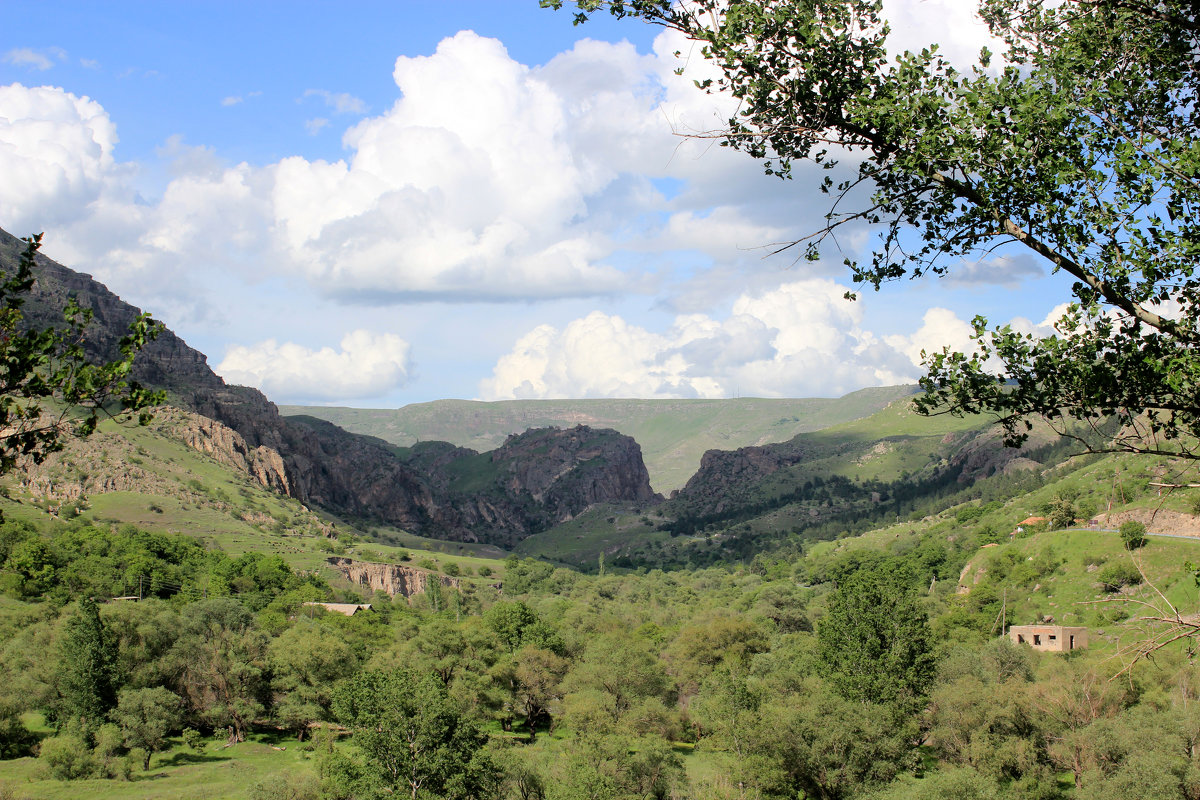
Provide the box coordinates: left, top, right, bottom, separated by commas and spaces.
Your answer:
494, 425, 658, 507
672, 441, 810, 518
392, 425, 662, 547
3, 229, 660, 545
326, 557, 461, 599
158, 406, 290, 494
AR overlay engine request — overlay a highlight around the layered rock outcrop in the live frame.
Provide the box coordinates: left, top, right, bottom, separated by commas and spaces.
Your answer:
158, 407, 290, 494
326, 557, 461, 599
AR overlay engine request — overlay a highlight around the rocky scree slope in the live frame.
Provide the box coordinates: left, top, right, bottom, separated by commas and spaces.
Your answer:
2, 229, 657, 544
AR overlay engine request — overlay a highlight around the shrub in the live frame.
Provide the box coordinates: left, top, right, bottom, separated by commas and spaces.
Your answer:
1048, 498, 1077, 529
1120, 521, 1148, 550
477, 565, 493, 578
442, 562, 460, 577
1098, 561, 1143, 592
249, 773, 321, 800
955, 505, 984, 524
39, 733, 96, 780
182, 728, 204, 751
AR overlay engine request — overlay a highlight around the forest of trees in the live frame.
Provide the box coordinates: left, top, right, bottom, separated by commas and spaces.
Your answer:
1, 513, 1199, 799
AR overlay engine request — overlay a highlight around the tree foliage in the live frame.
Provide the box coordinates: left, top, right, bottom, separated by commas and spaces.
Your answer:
331, 668, 499, 800
548, 0, 1200, 459
112, 686, 181, 770
53, 595, 118, 732
817, 568, 936, 710
1119, 520, 1148, 550
169, 598, 269, 743
0, 234, 163, 476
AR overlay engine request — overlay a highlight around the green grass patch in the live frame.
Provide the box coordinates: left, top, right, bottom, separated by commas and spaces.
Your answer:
0, 730, 319, 800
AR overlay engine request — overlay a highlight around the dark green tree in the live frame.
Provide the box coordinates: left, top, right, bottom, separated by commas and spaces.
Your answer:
268, 619, 357, 739
817, 568, 936, 710
759, 683, 915, 800
331, 668, 500, 800
548, 0, 1200, 459
112, 686, 181, 770
1120, 521, 1148, 550
0, 234, 162, 476
53, 595, 118, 733
169, 598, 269, 743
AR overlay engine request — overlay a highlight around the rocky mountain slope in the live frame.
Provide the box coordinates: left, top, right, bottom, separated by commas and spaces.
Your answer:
281, 387, 919, 494
3, 228, 657, 546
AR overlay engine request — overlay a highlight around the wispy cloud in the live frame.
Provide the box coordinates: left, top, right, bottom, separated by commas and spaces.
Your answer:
221, 90, 261, 107
304, 117, 329, 135
3, 47, 63, 70
302, 89, 367, 114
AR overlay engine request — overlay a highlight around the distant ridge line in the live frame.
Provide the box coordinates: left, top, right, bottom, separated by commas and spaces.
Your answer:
283, 387, 919, 494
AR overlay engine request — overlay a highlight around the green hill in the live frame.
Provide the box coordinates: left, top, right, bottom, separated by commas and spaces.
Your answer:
0, 408, 512, 589
280, 385, 918, 494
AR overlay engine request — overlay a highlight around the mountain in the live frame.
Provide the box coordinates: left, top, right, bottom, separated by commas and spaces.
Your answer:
280, 388, 918, 494
511, 398, 1083, 569
2, 229, 657, 546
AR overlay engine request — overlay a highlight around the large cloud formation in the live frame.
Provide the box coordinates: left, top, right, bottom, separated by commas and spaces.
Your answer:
480, 282, 1069, 401
480, 279, 921, 400
0, 3, 1048, 405
0, 84, 118, 233
217, 330, 411, 404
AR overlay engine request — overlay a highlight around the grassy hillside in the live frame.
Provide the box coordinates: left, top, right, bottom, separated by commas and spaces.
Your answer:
280, 386, 918, 493
0, 411, 512, 592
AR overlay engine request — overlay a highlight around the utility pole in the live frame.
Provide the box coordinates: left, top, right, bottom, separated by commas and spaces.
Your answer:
992, 588, 1007, 637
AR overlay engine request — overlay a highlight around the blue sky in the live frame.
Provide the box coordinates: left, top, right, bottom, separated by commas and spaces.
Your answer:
0, 1, 1074, 407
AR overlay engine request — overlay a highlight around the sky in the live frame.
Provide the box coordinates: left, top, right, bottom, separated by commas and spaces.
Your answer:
0, 1, 1075, 408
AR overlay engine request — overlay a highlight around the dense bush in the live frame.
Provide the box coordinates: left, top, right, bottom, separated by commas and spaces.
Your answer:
1098, 561, 1143, 592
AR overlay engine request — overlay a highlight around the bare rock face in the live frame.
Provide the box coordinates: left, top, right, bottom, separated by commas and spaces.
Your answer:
411, 425, 662, 547
947, 425, 1057, 483
156, 407, 290, 494
494, 425, 658, 509
326, 557, 461, 599
672, 444, 802, 518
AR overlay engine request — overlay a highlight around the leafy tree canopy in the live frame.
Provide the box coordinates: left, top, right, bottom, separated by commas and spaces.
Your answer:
332, 668, 499, 800
817, 567, 936, 710
0, 234, 163, 476
547, 0, 1200, 459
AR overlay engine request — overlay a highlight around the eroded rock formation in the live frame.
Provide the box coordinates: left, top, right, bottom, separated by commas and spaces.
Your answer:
326, 557, 461, 599
157, 407, 290, 494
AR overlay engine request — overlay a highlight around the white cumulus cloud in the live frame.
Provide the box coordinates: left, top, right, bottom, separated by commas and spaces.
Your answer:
215, 330, 412, 403
885, 307, 979, 368
0, 84, 120, 233
480, 279, 921, 400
